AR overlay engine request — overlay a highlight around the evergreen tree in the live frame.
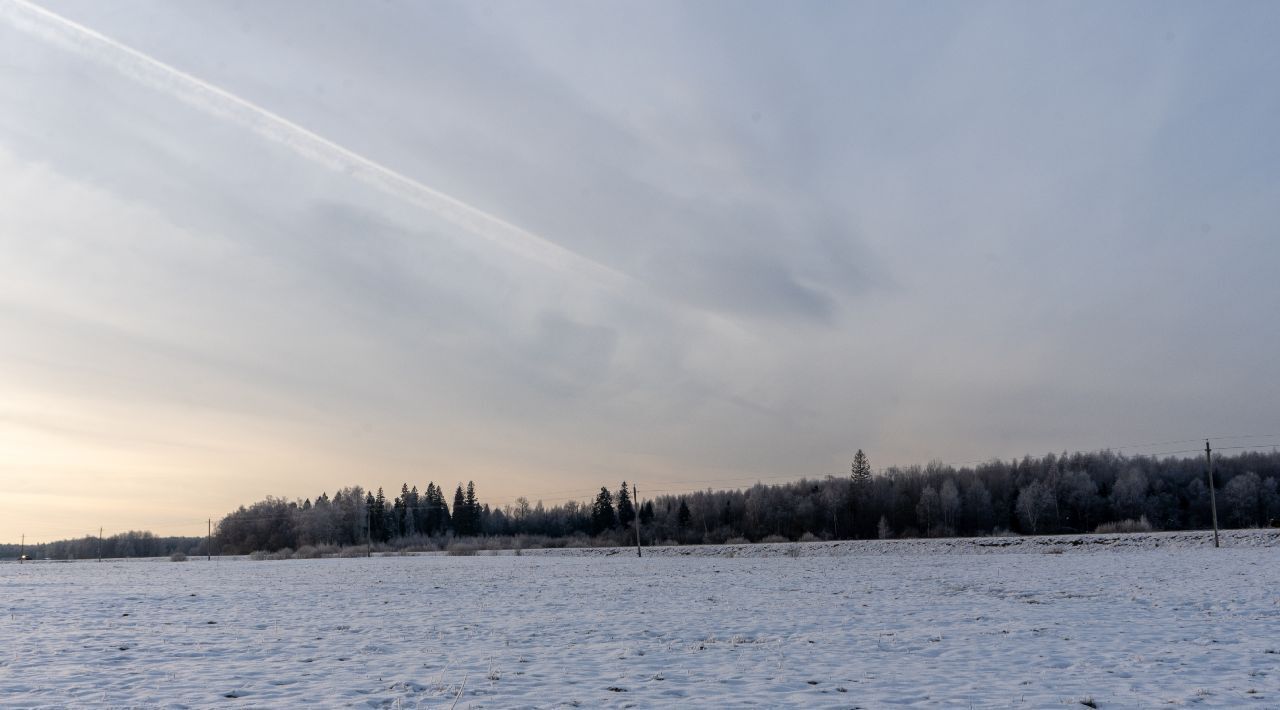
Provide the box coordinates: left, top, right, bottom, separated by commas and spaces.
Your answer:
453, 485, 467, 535
851, 449, 872, 485
639, 500, 655, 526
406, 485, 420, 536
591, 487, 616, 534
424, 483, 441, 533
465, 481, 479, 535
616, 481, 635, 528
436, 484, 452, 533
398, 483, 414, 536
375, 487, 391, 542
365, 492, 379, 543
676, 498, 692, 529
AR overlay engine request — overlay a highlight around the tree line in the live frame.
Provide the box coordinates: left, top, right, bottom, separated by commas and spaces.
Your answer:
209, 448, 1280, 554
0, 531, 205, 561
6, 448, 1278, 559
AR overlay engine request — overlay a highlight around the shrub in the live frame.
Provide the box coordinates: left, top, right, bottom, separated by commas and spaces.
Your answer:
267, 548, 294, 561
702, 526, 734, 545
760, 534, 789, 544
169, 552, 187, 562
446, 541, 478, 556
725, 537, 750, 545
798, 532, 820, 543
293, 545, 321, 559
248, 550, 269, 561
1095, 516, 1153, 534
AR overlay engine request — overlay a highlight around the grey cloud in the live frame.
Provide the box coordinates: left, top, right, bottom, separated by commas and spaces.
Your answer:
2, 0, 1280, 531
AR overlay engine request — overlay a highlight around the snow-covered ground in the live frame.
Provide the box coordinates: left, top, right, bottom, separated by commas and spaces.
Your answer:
3, 534, 1279, 708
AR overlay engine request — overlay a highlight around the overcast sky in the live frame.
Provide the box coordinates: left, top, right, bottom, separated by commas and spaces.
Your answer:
3, 0, 1279, 541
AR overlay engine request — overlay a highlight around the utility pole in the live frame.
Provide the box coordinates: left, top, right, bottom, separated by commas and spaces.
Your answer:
366, 504, 372, 558
207, 518, 212, 562
1206, 440, 1220, 548
98, 527, 103, 562
18, 533, 23, 563
633, 483, 642, 558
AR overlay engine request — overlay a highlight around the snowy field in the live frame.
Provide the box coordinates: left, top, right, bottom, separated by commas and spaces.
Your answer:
3, 533, 1279, 708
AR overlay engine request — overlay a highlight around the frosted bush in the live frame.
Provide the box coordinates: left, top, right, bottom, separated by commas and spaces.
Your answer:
1095, 516, 1153, 534
446, 541, 478, 556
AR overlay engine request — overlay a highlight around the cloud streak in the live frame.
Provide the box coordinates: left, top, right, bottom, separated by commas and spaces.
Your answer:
0, 0, 626, 287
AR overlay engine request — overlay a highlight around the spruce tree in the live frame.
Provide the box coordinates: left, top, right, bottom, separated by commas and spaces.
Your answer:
616, 481, 635, 529
851, 449, 872, 486
453, 485, 467, 536
437, 484, 452, 533
591, 487, 616, 534
406, 485, 420, 536
465, 481, 479, 536
365, 492, 378, 543
424, 483, 440, 533
676, 498, 692, 529
375, 487, 390, 542
639, 500, 655, 526
392, 495, 406, 538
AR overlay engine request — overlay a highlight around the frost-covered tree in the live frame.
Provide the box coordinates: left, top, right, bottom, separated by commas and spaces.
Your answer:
939, 479, 961, 532
851, 449, 872, 485
1222, 472, 1261, 527
1111, 468, 1149, 521
1016, 481, 1054, 533
1058, 470, 1100, 532
962, 480, 994, 533
916, 485, 940, 534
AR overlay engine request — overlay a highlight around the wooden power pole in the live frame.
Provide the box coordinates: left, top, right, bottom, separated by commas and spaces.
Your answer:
633, 483, 642, 558
1206, 440, 1220, 548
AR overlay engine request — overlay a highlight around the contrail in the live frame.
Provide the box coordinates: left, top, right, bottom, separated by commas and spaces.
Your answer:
0, 0, 628, 286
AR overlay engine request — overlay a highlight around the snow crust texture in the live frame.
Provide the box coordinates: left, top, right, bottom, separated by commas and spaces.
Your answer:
3, 535, 1279, 707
